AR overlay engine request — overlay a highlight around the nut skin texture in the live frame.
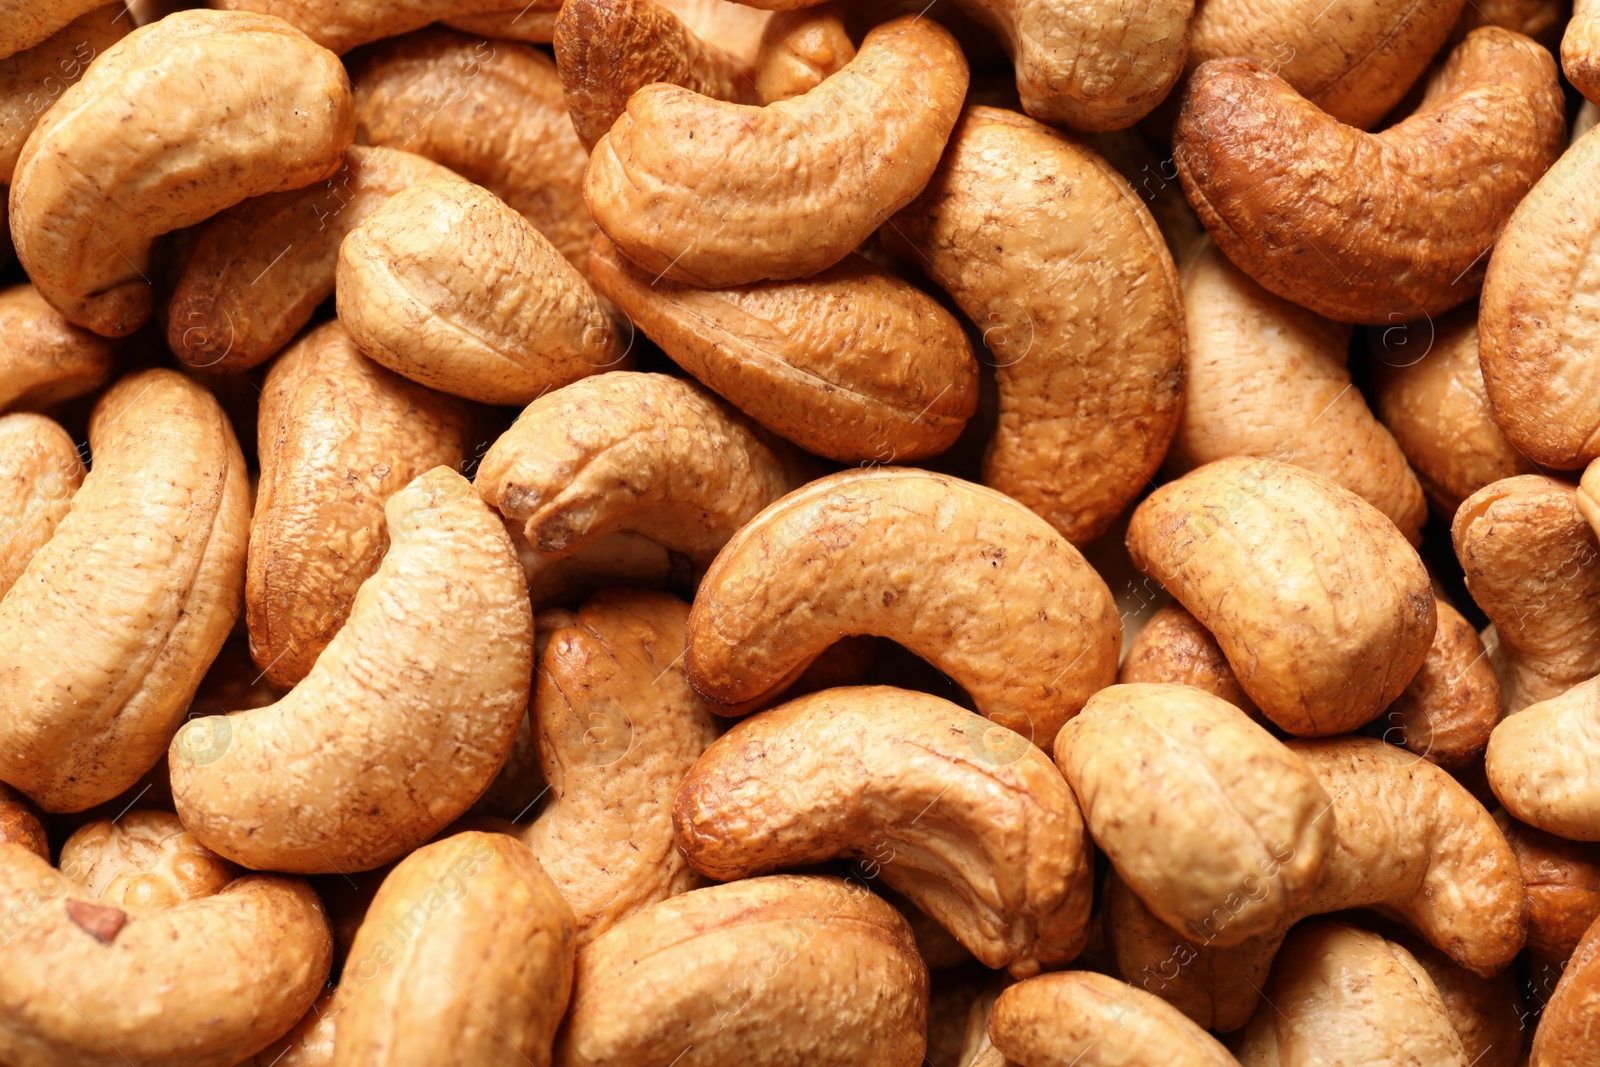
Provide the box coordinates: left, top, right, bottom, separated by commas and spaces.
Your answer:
1126, 457, 1436, 737
338, 180, 623, 406
1479, 123, 1600, 469
585, 16, 967, 288
524, 590, 720, 947
241, 991, 337, 1067
1054, 683, 1332, 948
247, 321, 471, 688
1380, 599, 1502, 770
348, 29, 595, 272
1486, 672, 1600, 841
1108, 737, 1526, 1032
589, 238, 979, 463
1565, 0, 1600, 103
674, 686, 1094, 974
1502, 815, 1600, 965
1400, 933, 1526, 1067
8, 10, 355, 337
1452, 475, 1600, 713
1173, 240, 1425, 545
554, 874, 929, 1067
989, 971, 1239, 1067
0, 3, 128, 182
476, 372, 811, 571
881, 106, 1185, 546
1117, 602, 1260, 721
169, 467, 534, 874
1531, 911, 1600, 1066
1231, 922, 1469, 1067
0, 843, 332, 1067
210, 0, 517, 53
686, 467, 1121, 749
0, 412, 83, 600
0, 369, 250, 813
445, 5, 562, 42
0, 284, 115, 413
58, 810, 236, 910
1173, 29, 1565, 325
169, 146, 462, 373
755, 3, 854, 103
0, 784, 47, 861
329, 832, 576, 1067
0, 0, 106, 60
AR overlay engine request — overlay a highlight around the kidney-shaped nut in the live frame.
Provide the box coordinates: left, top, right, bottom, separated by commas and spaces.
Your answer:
555, 874, 929, 1067
1117, 602, 1260, 721
58, 810, 236, 909
1378, 598, 1502, 770
1565, 0, 1600, 103
1055, 683, 1332, 948
675, 686, 1094, 975
0, 843, 331, 1067
0, 284, 115, 413
1173, 28, 1564, 325
1402, 932, 1526, 1067
687, 467, 1120, 748
0, 369, 249, 813
211, 0, 518, 53
0, 0, 106, 59
590, 238, 978, 463
1531, 910, 1600, 1066
0, 3, 128, 182
881, 105, 1185, 545
0, 784, 47, 860
585, 15, 966, 288
169, 467, 533, 874
1502, 816, 1600, 965
1127, 456, 1435, 736
1486, 673, 1600, 841
247, 321, 470, 688
0, 412, 82, 600
329, 832, 575, 1067
9, 10, 354, 336
755, 3, 853, 103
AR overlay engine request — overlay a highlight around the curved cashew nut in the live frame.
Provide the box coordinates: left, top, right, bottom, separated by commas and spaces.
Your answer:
1127, 457, 1435, 736
59, 810, 236, 908
0, 0, 106, 59
9, 10, 354, 336
241, 991, 337, 1067
0, 784, 47, 859
1173, 28, 1564, 324
445, 5, 562, 41
170, 467, 533, 873
210, 0, 523, 53
1503, 815, 1600, 965
1486, 673, 1600, 841
1380, 598, 1502, 769
509, 524, 689, 608
0, 412, 83, 599
1564, 0, 1600, 103
589, 237, 978, 463
686, 467, 1120, 747
585, 16, 967, 287
1400, 931, 1527, 1067
0, 285, 115, 414
0, 4, 128, 181
755, 3, 853, 103
0, 369, 249, 813
0, 843, 331, 1067
1530, 911, 1600, 1066
881, 105, 1185, 545
1117, 602, 1261, 721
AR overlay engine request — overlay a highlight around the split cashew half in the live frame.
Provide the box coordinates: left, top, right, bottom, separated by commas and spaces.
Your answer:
0, 412, 82, 600
1487, 673, 1600, 841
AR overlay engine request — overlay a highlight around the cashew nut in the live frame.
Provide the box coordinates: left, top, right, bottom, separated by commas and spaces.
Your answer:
0, 3, 127, 182
0, 784, 46, 860
0, 284, 115, 413
1565, 0, 1600, 102
1502, 815, 1600, 965
1486, 672, 1600, 841
0, 0, 107, 59
1379, 598, 1502, 770
1400, 931, 1527, 1067
1117, 603, 1261, 722
1530, 911, 1600, 1066
209, 0, 524, 53
755, 3, 854, 102
445, 5, 562, 41
58, 810, 236, 909
0, 412, 82, 599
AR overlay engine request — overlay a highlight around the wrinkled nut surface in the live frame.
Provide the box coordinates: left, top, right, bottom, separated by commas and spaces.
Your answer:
1117, 602, 1260, 721
1503, 816, 1600, 964
0, 369, 249, 813
0, 3, 128, 182
1565, 0, 1600, 102
590, 238, 978, 463
330, 832, 575, 1067
1173, 240, 1425, 545
0, 784, 47, 860
585, 16, 967, 287
170, 467, 533, 873
58, 810, 236, 909
687, 467, 1120, 748
1379, 599, 1501, 770
1174, 29, 1564, 324
882, 106, 1184, 545
0, 284, 115, 413
0, 0, 106, 60
755, 3, 853, 103
554, 874, 929, 1067
0, 412, 82, 599
675, 686, 1094, 974
338, 180, 622, 405
524, 590, 719, 947
1055, 683, 1332, 948
0, 844, 331, 1067
1531, 911, 1600, 1066
9, 10, 355, 336
247, 321, 469, 688
1487, 672, 1600, 841
211, 0, 517, 53
1127, 457, 1436, 737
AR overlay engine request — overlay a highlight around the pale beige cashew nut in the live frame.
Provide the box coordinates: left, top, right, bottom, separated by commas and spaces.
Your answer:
8, 10, 355, 336
0, 3, 128, 182
585, 16, 968, 288
675, 686, 1095, 975
1564, 0, 1600, 102
883, 106, 1184, 545
209, 0, 528, 53
169, 467, 534, 874
1127, 457, 1435, 736
0, 369, 249, 813
686, 467, 1120, 749
0, 284, 115, 413
0, 843, 332, 1067
59, 810, 236, 909
1055, 684, 1332, 947
0, 0, 106, 59
0, 412, 82, 599
1398, 931, 1526, 1067
1487, 673, 1600, 841
755, 3, 853, 102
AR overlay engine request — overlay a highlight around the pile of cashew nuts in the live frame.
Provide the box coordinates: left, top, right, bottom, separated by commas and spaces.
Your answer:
4, 0, 1600, 1064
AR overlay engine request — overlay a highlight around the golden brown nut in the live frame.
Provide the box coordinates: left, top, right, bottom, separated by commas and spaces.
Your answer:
349, 28, 594, 271
328, 832, 575, 1067
554, 874, 929, 1067
1117, 602, 1260, 720
241, 991, 337, 1067
0, 3, 127, 182
1399, 931, 1527, 1067
211, 0, 518, 53
585, 16, 967, 288
247, 322, 470, 688
590, 238, 978, 463
524, 590, 719, 946
0, 0, 106, 59
675, 686, 1094, 974
1173, 29, 1564, 324
1452, 0, 1565, 51
1503, 816, 1600, 965
0, 783, 47, 860
511, 524, 688, 608
0, 411, 82, 599
1377, 598, 1501, 770
686, 467, 1120, 749
444, 4, 562, 41
755, 3, 853, 103
664, 0, 774, 72
881, 106, 1184, 545
168, 146, 461, 373
1531, 911, 1600, 1066
1173, 240, 1426, 544
337, 180, 622, 405
1453, 476, 1600, 713
9, 10, 354, 336
0, 370, 249, 813
169, 467, 532, 873
1127, 457, 1436, 737
0, 284, 115, 413
1565, 0, 1600, 102
1487, 672, 1600, 841
1055, 683, 1331, 947
58, 810, 236, 909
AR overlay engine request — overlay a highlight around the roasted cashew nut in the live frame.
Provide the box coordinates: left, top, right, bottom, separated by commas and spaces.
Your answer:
445, 4, 563, 42
210, 0, 525, 53
0, 284, 116, 413
755, 2, 853, 103
1564, 0, 1600, 103
58, 810, 236, 908
1378, 598, 1502, 770
0, 0, 107, 60
1530, 911, 1600, 1066
1399, 929, 1527, 1067
1502, 815, 1600, 965
1487, 672, 1600, 841
0, 411, 82, 600
0, 784, 46, 860
0, 3, 128, 182
1117, 602, 1261, 722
